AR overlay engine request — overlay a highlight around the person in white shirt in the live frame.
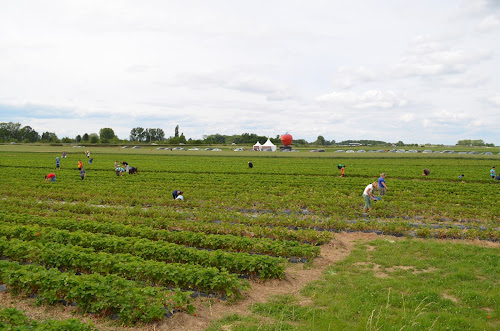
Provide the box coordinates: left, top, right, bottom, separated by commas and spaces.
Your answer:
363, 181, 378, 213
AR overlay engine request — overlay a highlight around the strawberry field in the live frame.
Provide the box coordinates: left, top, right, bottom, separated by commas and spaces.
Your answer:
0, 146, 499, 328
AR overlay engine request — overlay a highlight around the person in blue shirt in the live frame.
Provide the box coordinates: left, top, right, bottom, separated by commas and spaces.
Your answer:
491, 167, 495, 179
377, 173, 388, 196
55, 157, 60, 170
80, 168, 86, 180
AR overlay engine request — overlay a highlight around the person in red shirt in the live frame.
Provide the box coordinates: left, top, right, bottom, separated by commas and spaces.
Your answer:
77, 160, 83, 170
45, 173, 56, 182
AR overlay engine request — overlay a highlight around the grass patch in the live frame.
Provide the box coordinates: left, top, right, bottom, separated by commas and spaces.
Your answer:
211, 239, 499, 330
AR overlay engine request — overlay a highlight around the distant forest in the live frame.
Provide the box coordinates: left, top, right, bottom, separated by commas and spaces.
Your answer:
0, 122, 495, 147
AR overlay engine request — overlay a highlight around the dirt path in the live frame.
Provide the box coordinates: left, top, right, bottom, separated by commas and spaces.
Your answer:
157, 232, 377, 331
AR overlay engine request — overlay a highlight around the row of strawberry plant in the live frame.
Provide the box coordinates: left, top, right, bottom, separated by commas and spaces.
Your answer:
0, 222, 286, 279
0, 198, 333, 245
0, 211, 319, 259
0, 236, 248, 297
0, 260, 194, 325
0, 307, 97, 331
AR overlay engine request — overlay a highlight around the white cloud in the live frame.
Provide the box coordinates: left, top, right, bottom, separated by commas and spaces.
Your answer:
400, 113, 416, 122
317, 90, 407, 109
332, 66, 377, 89
487, 94, 500, 107
392, 36, 492, 77
478, 14, 500, 31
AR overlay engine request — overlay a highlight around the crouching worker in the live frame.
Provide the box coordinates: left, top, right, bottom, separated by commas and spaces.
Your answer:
172, 190, 184, 200
80, 168, 86, 180
362, 181, 378, 213
45, 173, 56, 182
115, 167, 125, 176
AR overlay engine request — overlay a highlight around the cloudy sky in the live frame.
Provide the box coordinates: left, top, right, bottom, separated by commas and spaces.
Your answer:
1, 0, 499, 144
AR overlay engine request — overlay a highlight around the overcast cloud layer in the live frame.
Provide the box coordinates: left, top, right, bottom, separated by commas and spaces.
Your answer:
1, 0, 499, 144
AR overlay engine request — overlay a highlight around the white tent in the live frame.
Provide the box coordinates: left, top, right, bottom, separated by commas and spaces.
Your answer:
261, 138, 277, 152
253, 141, 262, 151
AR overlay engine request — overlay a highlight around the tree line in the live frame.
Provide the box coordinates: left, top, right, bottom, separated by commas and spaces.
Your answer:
0, 122, 496, 147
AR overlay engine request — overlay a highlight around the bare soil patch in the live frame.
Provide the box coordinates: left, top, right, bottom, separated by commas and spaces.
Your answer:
441, 293, 459, 304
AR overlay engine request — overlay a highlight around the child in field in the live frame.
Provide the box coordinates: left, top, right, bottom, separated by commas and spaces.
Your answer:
56, 157, 60, 170
362, 181, 378, 213
115, 167, 125, 176
378, 173, 388, 196
80, 168, 86, 180
491, 167, 495, 179
45, 173, 56, 182
62, 151, 66, 158
337, 164, 345, 177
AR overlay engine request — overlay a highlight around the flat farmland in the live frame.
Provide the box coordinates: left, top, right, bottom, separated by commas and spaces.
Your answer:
0, 145, 498, 330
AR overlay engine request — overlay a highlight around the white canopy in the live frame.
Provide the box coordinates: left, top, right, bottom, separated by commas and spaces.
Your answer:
261, 138, 277, 151
253, 141, 262, 151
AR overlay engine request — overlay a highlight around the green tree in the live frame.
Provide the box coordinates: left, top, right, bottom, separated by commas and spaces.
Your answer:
315, 135, 326, 146
40, 132, 59, 143
147, 128, 165, 142
175, 125, 179, 137
19, 126, 40, 142
76, 135, 81, 143
203, 134, 226, 144
99, 128, 116, 141
0, 122, 21, 141
89, 133, 99, 144
130, 127, 145, 142
81, 133, 89, 142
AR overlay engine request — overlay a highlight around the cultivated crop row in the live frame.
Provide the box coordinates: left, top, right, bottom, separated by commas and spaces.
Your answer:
0, 221, 286, 279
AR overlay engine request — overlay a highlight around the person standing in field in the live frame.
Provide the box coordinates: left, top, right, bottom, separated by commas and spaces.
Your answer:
172, 190, 183, 200
45, 173, 56, 182
62, 151, 66, 158
77, 160, 83, 170
80, 168, 86, 180
55, 156, 60, 170
491, 166, 495, 179
363, 181, 378, 213
377, 173, 388, 196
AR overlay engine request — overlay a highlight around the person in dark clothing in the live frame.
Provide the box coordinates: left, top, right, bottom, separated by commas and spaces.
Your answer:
172, 190, 183, 200
248, 161, 253, 168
